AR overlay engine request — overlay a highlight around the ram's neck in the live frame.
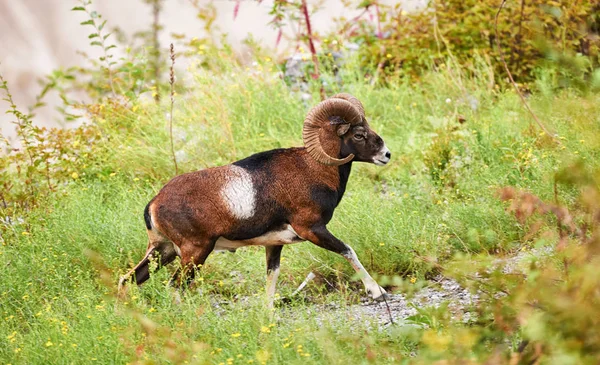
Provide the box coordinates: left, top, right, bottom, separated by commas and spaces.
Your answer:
335, 162, 352, 205
302, 147, 353, 207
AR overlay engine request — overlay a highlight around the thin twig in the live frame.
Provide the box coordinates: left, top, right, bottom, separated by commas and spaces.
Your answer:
169, 43, 179, 175
494, 0, 560, 143
380, 290, 394, 325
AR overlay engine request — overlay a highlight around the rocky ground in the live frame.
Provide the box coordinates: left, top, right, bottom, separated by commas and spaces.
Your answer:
313, 245, 554, 329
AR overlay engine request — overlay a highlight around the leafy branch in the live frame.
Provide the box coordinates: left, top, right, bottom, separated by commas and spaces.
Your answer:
72, 0, 118, 98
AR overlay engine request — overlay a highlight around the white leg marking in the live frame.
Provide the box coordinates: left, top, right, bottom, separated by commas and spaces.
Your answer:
221, 166, 256, 219
266, 266, 280, 309
343, 247, 386, 299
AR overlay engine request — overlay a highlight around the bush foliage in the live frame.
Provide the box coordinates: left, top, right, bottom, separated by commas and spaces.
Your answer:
350, 0, 600, 86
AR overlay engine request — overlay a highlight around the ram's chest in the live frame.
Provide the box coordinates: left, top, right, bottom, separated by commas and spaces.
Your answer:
214, 225, 303, 251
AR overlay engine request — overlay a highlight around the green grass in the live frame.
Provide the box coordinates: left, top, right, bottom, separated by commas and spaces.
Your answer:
2, 58, 600, 364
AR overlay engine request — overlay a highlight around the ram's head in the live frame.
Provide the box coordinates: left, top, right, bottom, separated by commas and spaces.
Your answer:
302, 93, 391, 166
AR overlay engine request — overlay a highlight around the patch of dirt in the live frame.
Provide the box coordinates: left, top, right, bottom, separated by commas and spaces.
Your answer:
316, 246, 554, 328
318, 276, 478, 328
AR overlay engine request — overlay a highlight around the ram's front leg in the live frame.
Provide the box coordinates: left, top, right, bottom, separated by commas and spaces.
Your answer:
293, 224, 386, 300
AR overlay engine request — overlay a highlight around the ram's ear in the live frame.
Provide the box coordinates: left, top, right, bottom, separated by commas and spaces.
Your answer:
336, 123, 351, 136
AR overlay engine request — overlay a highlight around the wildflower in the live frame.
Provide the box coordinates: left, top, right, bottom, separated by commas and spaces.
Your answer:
410, 277, 417, 284
21, 232, 30, 236
445, 98, 452, 104
148, 307, 155, 313
46, 340, 53, 347
231, 333, 241, 338
395, 105, 401, 110
282, 343, 291, 348
379, 242, 385, 246
237, 354, 243, 358
261, 326, 271, 333
579, 139, 585, 143
133, 177, 140, 181
386, 53, 392, 58
109, 172, 117, 177
14, 348, 21, 353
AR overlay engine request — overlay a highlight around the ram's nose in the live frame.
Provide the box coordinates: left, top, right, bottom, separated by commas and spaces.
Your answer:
374, 145, 391, 166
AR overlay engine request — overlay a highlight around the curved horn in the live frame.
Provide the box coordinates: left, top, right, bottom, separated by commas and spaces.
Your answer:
331, 93, 365, 120
303, 98, 362, 166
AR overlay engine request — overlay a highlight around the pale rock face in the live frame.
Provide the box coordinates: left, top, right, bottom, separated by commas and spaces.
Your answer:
0, 0, 425, 145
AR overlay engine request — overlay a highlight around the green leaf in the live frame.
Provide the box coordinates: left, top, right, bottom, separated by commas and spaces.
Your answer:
98, 20, 107, 31
80, 20, 94, 26
103, 33, 112, 40
71, 6, 86, 11
90, 11, 98, 18
88, 33, 99, 39
90, 41, 102, 47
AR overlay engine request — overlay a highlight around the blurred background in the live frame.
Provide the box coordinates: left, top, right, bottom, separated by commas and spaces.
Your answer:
0, 0, 426, 141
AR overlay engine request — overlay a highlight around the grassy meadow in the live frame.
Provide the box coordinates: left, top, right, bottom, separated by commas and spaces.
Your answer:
2, 52, 600, 364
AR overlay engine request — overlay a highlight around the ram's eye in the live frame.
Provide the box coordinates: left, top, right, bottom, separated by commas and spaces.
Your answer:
353, 134, 366, 140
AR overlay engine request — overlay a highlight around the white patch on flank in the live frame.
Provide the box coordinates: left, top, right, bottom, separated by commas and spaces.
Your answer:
221, 165, 256, 220
373, 142, 391, 166
214, 225, 302, 251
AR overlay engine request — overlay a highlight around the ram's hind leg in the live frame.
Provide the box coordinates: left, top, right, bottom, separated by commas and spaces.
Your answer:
118, 239, 179, 291
169, 239, 216, 289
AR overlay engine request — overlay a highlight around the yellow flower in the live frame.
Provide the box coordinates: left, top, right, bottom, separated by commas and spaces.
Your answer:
261, 326, 271, 333
46, 340, 53, 347
231, 333, 241, 338
379, 242, 385, 246
386, 53, 392, 58
410, 277, 417, 284
21, 232, 30, 236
